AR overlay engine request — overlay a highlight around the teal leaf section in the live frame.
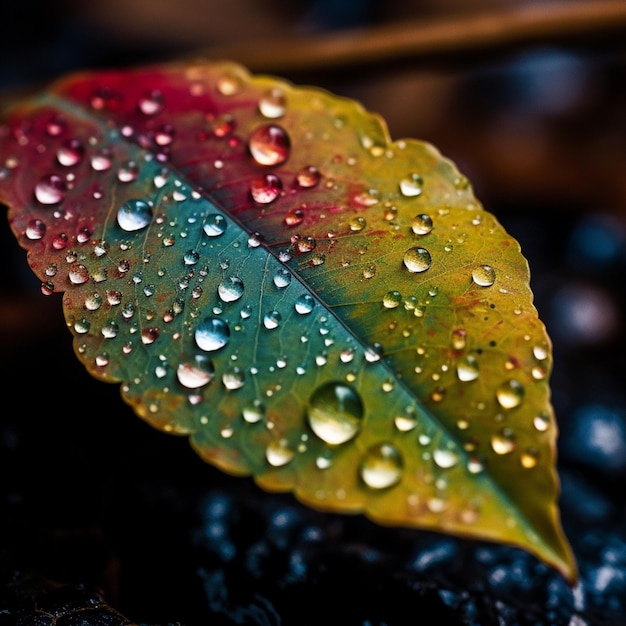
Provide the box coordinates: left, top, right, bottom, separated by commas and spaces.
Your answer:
0, 61, 576, 582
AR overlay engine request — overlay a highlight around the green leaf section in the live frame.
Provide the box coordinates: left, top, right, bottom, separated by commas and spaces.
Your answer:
0, 61, 576, 582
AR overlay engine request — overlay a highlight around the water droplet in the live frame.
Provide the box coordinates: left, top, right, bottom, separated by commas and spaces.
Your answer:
242, 399, 265, 424
433, 448, 459, 469
177, 355, 215, 388
102, 321, 119, 338
496, 379, 524, 409
203, 214, 227, 237
57, 139, 84, 167
403, 247, 432, 273
294, 294, 315, 314
296, 165, 321, 188
360, 443, 403, 489
26, 219, 46, 240
117, 199, 153, 232
451, 329, 467, 350
365, 343, 383, 362
491, 428, 516, 455
295, 236, 316, 253
250, 173, 282, 204
533, 413, 550, 432
248, 124, 290, 166
216, 73, 242, 96
248, 232, 264, 248
84, 292, 102, 311
210, 113, 235, 137
34, 174, 66, 205
533, 345, 548, 360
259, 88, 286, 118
195, 317, 230, 351
520, 448, 539, 469
141, 327, 160, 345
456, 356, 480, 382
471, 265, 496, 287
362, 264, 376, 279
349, 216, 366, 232
68, 264, 89, 285
222, 366, 245, 390
266, 439, 295, 467
218, 276, 244, 302
467, 456, 484, 474
382, 290, 402, 309
184, 250, 200, 265
273, 268, 291, 289
138, 90, 164, 116
411, 213, 433, 235
117, 160, 139, 182
307, 382, 364, 445
90, 149, 112, 171
394, 407, 418, 432
399, 173, 424, 197
284, 208, 304, 227
263, 310, 282, 329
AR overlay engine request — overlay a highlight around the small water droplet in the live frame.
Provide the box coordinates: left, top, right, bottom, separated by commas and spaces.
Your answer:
259, 88, 286, 118
203, 214, 227, 237
533, 413, 550, 432
411, 213, 433, 235
360, 443, 403, 489
467, 456, 484, 474
216, 73, 242, 96
117, 199, 153, 232
90, 149, 112, 171
242, 399, 265, 424
117, 160, 139, 182
68, 264, 89, 285
184, 250, 200, 265
195, 317, 230, 351
394, 407, 418, 432
26, 219, 46, 240
520, 448, 539, 469
34, 174, 66, 205
263, 310, 282, 329
222, 366, 245, 390
382, 290, 402, 309
496, 379, 524, 409
138, 90, 164, 115
433, 448, 459, 469
471, 265, 496, 287
457, 356, 480, 382
292, 293, 314, 315
248, 124, 290, 166
533, 345, 548, 360
218, 276, 244, 302
403, 247, 432, 273
247, 232, 264, 248
266, 439, 295, 467
349, 216, 366, 232
57, 139, 85, 167
102, 321, 119, 338
399, 173, 424, 197
250, 173, 282, 204
273, 267, 291, 289
451, 329, 467, 350
491, 428, 516, 455
177, 355, 215, 388
307, 381, 364, 445
141, 327, 160, 345
296, 165, 321, 188
284, 208, 304, 226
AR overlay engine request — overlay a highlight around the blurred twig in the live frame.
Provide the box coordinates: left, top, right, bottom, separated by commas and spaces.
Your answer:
194, 1, 626, 76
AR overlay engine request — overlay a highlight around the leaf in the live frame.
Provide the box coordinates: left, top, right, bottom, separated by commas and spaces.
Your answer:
0, 60, 576, 583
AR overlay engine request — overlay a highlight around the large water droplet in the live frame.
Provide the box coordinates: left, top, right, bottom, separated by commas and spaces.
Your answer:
26, 219, 46, 240
34, 174, 66, 205
294, 294, 315, 314
68, 264, 89, 285
177, 355, 215, 388
203, 214, 227, 237
403, 247, 432, 273
496, 379, 525, 409
471, 265, 496, 287
263, 311, 282, 329
195, 317, 230, 351
456, 356, 480, 382
248, 124, 290, 166
307, 381, 364, 445
117, 199, 153, 232
250, 173, 282, 204
258, 88, 286, 118
360, 443, 403, 489
382, 290, 402, 309
411, 214, 433, 235
218, 276, 244, 302
399, 173, 423, 197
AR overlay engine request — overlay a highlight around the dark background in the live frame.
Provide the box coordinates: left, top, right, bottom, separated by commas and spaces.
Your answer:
1, 1, 626, 624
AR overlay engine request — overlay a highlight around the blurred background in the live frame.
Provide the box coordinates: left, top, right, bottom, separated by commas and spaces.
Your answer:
1, 1, 626, 625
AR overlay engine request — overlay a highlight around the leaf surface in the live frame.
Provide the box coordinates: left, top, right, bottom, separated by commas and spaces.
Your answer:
0, 61, 576, 582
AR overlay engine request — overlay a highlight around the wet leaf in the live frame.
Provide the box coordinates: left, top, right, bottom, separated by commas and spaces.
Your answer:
0, 61, 576, 582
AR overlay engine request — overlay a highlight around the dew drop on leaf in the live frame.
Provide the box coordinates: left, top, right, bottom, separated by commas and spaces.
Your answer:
433, 448, 459, 469
265, 439, 295, 467
250, 173, 282, 204
411, 213, 433, 235
242, 399, 265, 424
218, 276, 244, 303
177, 355, 215, 388
26, 219, 46, 240
307, 381, 364, 445
399, 173, 424, 197
57, 139, 85, 167
195, 317, 230, 352
258, 88, 287, 119
222, 366, 245, 390
263, 310, 281, 329
294, 294, 315, 315
403, 247, 432, 273
117, 199, 153, 232
456, 356, 480, 382
68, 264, 89, 285
359, 442, 403, 489
533, 413, 551, 432
34, 174, 66, 205
496, 379, 525, 409
273, 267, 291, 288
248, 123, 290, 166
491, 428, 516, 455
382, 290, 402, 309
296, 165, 321, 188
203, 214, 227, 237
394, 406, 418, 432
471, 264, 496, 287
520, 448, 540, 469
